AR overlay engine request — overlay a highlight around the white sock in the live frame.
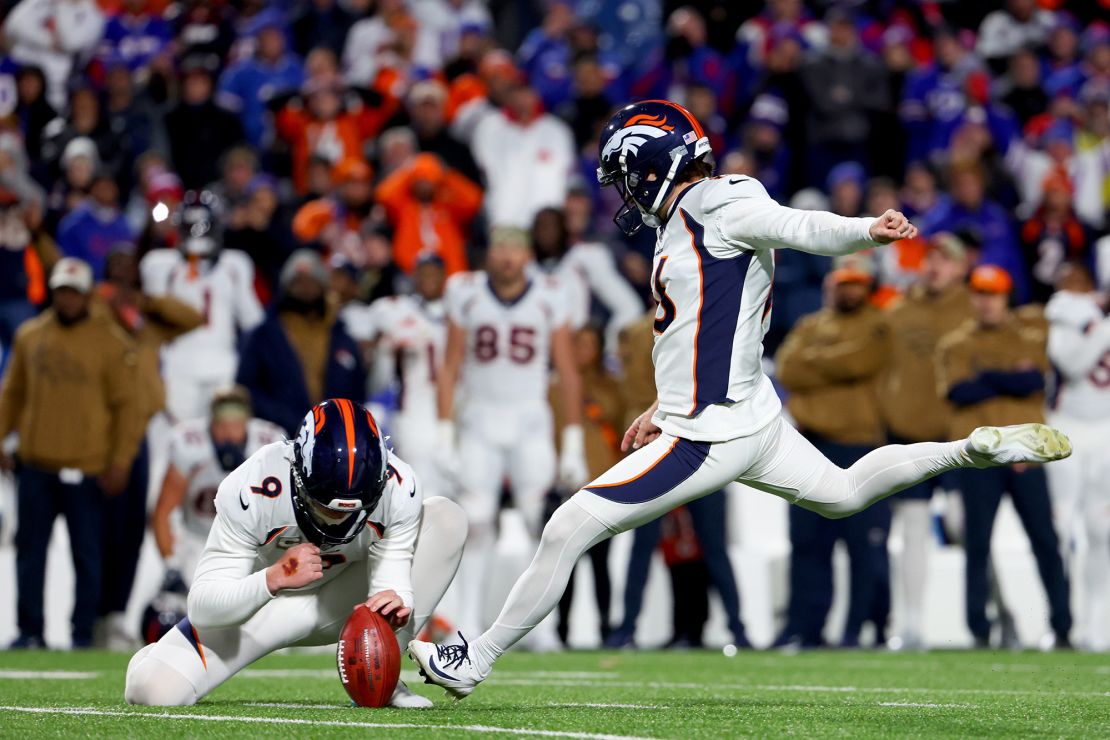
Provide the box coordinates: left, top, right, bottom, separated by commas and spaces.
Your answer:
457, 520, 495, 638
469, 499, 610, 674
1082, 501, 1110, 650
895, 499, 932, 640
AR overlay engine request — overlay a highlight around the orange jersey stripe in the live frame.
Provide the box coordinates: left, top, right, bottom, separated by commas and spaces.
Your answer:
679, 209, 705, 416
336, 398, 357, 489
264, 526, 288, 545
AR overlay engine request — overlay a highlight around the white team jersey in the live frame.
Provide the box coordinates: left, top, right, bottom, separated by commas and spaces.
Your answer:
359, 295, 445, 418
197, 442, 422, 603
531, 242, 644, 348
649, 176, 875, 441
445, 271, 569, 406
1046, 290, 1110, 420
169, 417, 286, 538
140, 248, 264, 375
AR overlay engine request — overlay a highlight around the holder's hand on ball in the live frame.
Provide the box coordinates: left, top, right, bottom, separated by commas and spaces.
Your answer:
366, 589, 411, 629
266, 543, 323, 593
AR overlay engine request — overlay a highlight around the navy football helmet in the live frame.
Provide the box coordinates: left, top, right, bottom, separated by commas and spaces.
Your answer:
175, 189, 223, 258
597, 100, 713, 235
291, 399, 389, 547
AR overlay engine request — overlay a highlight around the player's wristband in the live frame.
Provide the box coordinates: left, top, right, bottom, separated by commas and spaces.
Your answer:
437, 420, 456, 449
561, 425, 585, 456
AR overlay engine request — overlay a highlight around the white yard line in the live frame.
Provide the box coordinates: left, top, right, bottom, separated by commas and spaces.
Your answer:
878, 702, 974, 709
547, 703, 665, 710
0, 705, 657, 740
0, 670, 100, 680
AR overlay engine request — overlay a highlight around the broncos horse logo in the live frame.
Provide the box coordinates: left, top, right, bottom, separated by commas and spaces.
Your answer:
601, 113, 677, 165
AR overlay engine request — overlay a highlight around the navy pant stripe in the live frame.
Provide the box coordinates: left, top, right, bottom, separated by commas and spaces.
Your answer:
584, 438, 711, 504
679, 209, 750, 416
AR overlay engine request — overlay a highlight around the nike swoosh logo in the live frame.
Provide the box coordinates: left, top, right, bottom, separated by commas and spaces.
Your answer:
728, 177, 748, 185
239, 492, 249, 510
427, 656, 456, 682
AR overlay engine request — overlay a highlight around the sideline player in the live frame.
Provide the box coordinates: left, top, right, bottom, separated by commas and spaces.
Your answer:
140, 191, 264, 423
149, 386, 284, 586
436, 226, 588, 637
1044, 263, 1110, 651
125, 399, 467, 708
356, 254, 448, 499
409, 100, 1072, 696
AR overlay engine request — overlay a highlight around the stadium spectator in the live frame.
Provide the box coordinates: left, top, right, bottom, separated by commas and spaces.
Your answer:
919, 160, 1028, 303
1020, 171, 1092, 304
289, 0, 354, 57
0, 187, 54, 367
878, 233, 971, 651
13, 66, 55, 164
236, 249, 366, 435
999, 48, 1049, 125
936, 265, 1072, 648
40, 85, 124, 187
2, 0, 105, 110
55, 169, 132, 279
217, 10, 306, 148
471, 80, 574, 228
93, 247, 203, 649
223, 175, 298, 303
407, 80, 482, 185
273, 75, 397, 194
976, 0, 1054, 73
98, 0, 174, 74
103, 61, 167, 196
549, 324, 618, 646
555, 54, 615, 152
165, 55, 247, 190
799, 6, 889, 186
0, 257, 144, 649
374, 152, 481, 275
775, 255, 893, 648
292, 157, 376, 267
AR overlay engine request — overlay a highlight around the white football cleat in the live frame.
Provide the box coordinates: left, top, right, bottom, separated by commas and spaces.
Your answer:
408, 633, 487, 700
964, 424, 1071, 468
387, 680, 433, 709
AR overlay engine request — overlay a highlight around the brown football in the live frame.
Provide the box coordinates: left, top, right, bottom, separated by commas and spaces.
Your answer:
336, 605, 400, 707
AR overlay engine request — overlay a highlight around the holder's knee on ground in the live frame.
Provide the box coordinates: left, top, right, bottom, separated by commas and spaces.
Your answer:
422, 496, 469, 555
123, 644, 198, 706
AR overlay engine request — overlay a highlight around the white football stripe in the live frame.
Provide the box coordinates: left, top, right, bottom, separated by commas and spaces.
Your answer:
0, 671, 100, 680
879, 702, 974, 709
0, 706, 656, 740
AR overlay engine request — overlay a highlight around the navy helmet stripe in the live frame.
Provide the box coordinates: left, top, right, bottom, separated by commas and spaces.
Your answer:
584, 438, 710, 504
680, 209, 751, 416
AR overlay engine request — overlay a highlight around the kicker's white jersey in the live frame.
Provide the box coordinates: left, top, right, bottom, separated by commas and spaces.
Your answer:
1046, 290, 1110, 420
445, 271, 569, 406
531, 242, 643, 347
169, 417, 286, 539
188, 441, 422, 627
649, 176, 876, 441
362, 295, 445, 417
140, 248, 264, 376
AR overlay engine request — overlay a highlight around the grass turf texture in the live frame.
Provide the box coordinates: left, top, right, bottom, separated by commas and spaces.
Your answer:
0, 649, 1107, 737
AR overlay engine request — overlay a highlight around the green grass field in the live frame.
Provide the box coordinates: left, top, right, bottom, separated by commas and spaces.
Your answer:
0, 648, 1107, 737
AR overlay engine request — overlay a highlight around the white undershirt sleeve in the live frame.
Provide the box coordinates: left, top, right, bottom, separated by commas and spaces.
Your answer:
186, 514, 274, 629
367, 508, 420, 608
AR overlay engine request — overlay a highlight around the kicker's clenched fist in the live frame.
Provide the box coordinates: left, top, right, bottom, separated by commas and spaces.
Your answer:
869, 209, 918, 244
266, 542, 323, 593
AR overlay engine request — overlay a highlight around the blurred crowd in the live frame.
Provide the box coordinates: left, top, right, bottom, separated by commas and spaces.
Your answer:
0, 0, 1107, 652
